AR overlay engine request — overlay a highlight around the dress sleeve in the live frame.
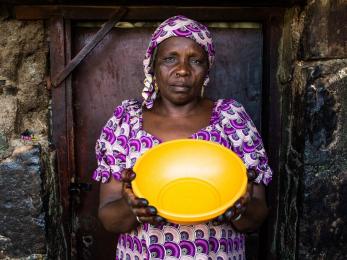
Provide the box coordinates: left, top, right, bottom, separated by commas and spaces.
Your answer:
92, 101, 130, 183
222, 99, 273, 185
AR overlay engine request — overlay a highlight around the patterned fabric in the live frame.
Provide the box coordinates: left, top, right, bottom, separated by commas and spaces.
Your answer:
117, 223, 245, 260
142, 15, 215, 109
93, 98, 273, 260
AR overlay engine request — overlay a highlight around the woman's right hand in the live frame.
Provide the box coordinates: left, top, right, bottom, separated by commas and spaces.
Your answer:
121, 169, 166, 225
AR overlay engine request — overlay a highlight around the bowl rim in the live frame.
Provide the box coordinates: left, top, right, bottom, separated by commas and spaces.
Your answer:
132, 138, 248, 224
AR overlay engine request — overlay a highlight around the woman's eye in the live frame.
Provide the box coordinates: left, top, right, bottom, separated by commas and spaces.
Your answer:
190, 58, 202, 64
163, 57, 176, 63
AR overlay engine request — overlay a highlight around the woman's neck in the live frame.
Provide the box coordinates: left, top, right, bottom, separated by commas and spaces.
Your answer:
152, 97, 205, 118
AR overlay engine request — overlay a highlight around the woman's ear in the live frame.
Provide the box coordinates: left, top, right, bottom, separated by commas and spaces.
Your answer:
150, 48, 158, 74
153, 76, 159, 93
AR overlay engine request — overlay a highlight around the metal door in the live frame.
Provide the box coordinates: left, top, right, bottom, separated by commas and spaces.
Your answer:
72, 24, 263, 259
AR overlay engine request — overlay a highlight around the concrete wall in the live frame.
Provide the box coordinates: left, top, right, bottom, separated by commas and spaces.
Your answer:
0, 0, 346, 259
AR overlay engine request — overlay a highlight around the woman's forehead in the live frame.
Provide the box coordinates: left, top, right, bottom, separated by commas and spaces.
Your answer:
157, 37, 207, 55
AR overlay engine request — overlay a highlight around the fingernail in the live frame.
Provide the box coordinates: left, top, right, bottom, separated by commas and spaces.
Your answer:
217, 215, 224, 222
248, 169, 256, 180
225, 210, 233, 219
140, 199, 148, 206
148, 206, 157, 214
236, 202, 242, 209
155, 216, 165, 223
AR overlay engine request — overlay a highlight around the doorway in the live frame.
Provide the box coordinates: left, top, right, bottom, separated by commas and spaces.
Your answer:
46, 6, 283, 259
72, 22, 263, 259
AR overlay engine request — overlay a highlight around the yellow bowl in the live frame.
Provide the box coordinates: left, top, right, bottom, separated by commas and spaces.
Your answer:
132, 139, 247, 224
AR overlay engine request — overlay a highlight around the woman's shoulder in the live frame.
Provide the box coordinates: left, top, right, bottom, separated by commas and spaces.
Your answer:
217, 98, 244, 107
117, 99, 142, 111
215, 98, 254, 124
111, 99, 142, 118
215, 98, 246, 113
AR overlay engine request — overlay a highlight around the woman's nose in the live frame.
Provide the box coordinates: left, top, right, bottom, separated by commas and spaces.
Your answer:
175, 61, 190, 77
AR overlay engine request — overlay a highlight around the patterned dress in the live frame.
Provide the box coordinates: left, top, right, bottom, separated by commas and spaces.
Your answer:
93, 99, 273, 260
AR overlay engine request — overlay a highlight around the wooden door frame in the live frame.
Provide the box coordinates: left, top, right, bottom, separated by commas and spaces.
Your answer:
17, 5, 284, 259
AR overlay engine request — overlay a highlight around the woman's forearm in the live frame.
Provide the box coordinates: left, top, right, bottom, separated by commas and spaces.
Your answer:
231, 197, 268, 233
98, 198, 138, 234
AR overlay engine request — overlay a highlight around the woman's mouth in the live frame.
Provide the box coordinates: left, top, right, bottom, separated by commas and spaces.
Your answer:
170, 83, 190, 92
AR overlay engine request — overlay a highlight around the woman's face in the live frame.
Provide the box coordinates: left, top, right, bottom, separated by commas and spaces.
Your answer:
153, 37, 209, 105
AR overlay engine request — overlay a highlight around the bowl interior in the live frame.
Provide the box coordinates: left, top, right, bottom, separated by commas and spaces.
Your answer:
132, 139, 247, 224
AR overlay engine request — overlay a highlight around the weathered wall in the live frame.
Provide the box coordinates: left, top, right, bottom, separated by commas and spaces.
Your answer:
0, 146, 45, 258
0, 5, 66, 259
277, 0, 347, 259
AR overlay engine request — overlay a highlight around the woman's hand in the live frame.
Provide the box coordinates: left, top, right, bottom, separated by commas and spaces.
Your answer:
213, 169, 267, 233
121, 169, 166, 225
216, 182, 254, 223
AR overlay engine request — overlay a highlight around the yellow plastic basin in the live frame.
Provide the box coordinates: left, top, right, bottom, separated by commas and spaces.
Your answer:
132, 139, 247, 224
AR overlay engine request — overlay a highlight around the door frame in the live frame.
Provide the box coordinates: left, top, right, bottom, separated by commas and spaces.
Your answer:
17, 5, 284, 259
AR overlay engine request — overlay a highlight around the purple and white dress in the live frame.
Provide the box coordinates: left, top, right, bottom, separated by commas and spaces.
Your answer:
93, 98, 272, 260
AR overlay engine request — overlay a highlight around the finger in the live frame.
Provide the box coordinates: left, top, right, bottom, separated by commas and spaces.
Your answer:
232, 212, 243, 222
234, 199, 243, 210
234, 198, 247, 216
231, 202, 243, 216
121, 169, 136, 182
241, 192, 251, 204
153, 215, 166, 224
122, 183, 137, 204
212, 219, 221, 226
130, 198, 149, 208
146, 206, 157, 215
224, 207, 235, 222
137, 216, 155, 224
216, 214, 224, 223
247, 169, 257, 182
238, 206, 247, 215
122, 182, 133, 195
138, 215, 166, 225
133, 207, 150, 217
225, 206, 243, 222
133, 206, 157, 216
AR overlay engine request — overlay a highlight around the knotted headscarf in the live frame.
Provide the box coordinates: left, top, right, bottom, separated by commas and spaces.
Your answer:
142, 15, 215, 109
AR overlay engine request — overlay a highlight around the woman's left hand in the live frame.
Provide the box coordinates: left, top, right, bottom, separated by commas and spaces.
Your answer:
213, 169, 258, 226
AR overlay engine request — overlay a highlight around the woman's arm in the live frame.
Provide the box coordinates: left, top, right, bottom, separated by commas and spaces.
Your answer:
230, 183, 268, 233
98, 170, 166, 234
215, 170, 269, 233
98, 177, 138, 233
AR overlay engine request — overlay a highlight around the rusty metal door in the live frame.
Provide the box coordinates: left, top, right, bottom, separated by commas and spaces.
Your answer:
72, 24, 263, 259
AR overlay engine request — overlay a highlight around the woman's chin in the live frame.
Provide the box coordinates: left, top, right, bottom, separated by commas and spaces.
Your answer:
167, 93, 200, 105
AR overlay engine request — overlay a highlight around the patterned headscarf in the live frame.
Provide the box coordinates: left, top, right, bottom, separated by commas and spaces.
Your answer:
142, 15, 215, 109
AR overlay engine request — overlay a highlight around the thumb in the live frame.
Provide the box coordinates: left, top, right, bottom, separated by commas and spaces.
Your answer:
247, 169, 257, 182
121, 169, 136, 182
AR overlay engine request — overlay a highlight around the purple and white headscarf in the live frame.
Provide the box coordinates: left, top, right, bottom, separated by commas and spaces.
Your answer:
142, 15, 216, 109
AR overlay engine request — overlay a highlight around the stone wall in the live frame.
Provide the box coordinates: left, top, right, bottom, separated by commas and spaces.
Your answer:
0, 5, 66, 259
276, 0, 347, 259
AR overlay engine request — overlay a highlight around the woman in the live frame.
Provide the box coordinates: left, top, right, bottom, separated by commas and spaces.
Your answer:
93, 15, 272, 259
